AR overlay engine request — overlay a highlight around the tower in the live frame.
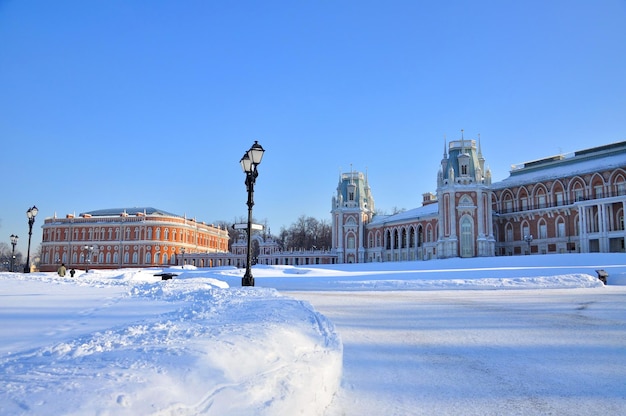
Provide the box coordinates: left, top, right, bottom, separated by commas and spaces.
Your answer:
436, 132, 495, 258
331, 169, 375, 263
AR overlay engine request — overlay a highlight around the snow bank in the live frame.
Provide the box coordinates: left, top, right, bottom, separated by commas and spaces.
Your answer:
0, 272, 342, 416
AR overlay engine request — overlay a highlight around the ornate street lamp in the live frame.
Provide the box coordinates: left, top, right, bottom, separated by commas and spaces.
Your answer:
240, 140, 265, 286
24, 206, 38, 273
83, 245, 97, 272
10, 234, 18, 272
524, 234, 533, 255
180, 247, 186, 268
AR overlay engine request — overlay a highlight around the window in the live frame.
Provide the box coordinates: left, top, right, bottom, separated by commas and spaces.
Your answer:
594, 185, 603, 199
145, 252, 151, 264
164, 229, 169, 240
537, 195, 546, 209
347, 236, 355, 249
521, 198, 528, 211
505, 200, 513, 212
506, 225, 513, 242
460, 217, 473, 257
539, 223, 547, 239
557, 222, 566, 238
575, 189, 584, 201
556, 192, 563, 206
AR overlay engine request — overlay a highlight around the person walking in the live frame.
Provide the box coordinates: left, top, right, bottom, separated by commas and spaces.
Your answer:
57, 263, 66, 277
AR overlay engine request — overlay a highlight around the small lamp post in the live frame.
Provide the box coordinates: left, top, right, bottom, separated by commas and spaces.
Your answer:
84, 245, 96, 272
240, 140, 265, 287
10, 234, 18, 272
524, 234, 533, 255
180, 247, 185, 268
24, 206, 38, 273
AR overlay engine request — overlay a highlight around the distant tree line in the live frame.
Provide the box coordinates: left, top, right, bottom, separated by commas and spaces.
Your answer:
217, 215, 332, 252
0, 242, 25, 272
277, 215, 332, 251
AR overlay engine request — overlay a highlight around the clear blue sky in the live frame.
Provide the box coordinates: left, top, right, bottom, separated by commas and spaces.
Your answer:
1, 0, 625, 255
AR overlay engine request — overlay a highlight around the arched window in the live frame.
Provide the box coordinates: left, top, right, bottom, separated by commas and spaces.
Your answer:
145, 252, 151, 264
539, 219, 547, 239
505, 223, 513, 242
460, 216, 473, 257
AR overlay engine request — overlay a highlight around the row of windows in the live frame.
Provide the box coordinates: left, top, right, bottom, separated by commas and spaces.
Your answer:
44, 250, 183, 266
494, 175, 626, 214
43, 225, 226, 249
354, 224, 438, 251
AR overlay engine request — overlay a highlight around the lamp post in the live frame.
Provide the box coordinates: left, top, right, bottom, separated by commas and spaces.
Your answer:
240, 140, 265, 287
180, 247, 185, 268
10, 234, 18, 272
84, 245, 96, 272
524, 234, 533, 255
24, 206, 38, 273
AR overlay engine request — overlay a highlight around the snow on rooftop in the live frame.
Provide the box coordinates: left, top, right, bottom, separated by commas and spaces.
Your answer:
369, 202, 438, 225
493, 142, 626, 189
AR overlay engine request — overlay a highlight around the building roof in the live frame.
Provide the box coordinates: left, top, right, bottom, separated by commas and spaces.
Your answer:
368, 202, 438, 226
80, 207, 181, 218
492, 140, 626, 189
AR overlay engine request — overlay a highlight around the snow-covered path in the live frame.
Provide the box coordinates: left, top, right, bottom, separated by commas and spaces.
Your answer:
291, 288, 626, 416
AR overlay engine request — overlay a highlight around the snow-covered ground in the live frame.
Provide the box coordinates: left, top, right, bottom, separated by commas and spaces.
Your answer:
1, 253, 626, 415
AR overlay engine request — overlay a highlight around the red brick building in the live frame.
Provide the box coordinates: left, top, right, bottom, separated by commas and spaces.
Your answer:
332, 138, 626, 263
40, 207, 229, 271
